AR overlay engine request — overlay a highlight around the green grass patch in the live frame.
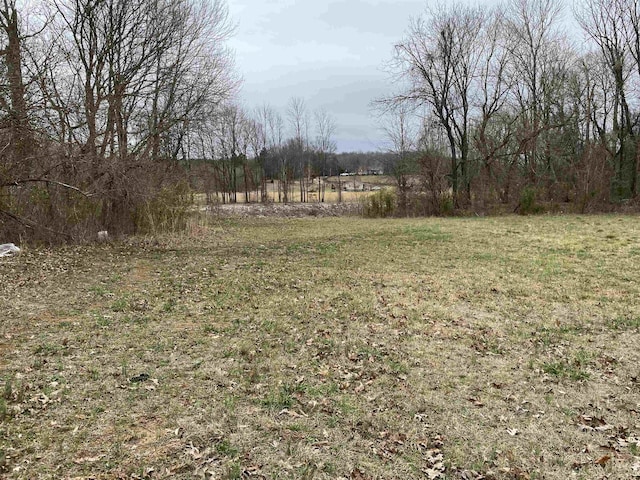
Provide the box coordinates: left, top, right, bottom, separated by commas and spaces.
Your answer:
608, 316, 640, 330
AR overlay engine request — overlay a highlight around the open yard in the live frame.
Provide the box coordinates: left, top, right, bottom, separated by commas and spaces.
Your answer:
1, 214, 639, 479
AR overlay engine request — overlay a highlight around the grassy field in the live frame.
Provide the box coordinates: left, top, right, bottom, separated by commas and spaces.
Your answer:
1, 214, 639, 479
325, 175, 396, 186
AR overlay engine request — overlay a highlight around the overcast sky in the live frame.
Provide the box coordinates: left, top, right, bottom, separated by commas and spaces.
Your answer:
227, 0, 427, 153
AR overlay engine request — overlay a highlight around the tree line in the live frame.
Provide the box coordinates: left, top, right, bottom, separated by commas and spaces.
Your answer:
4, 0, 633, 242
0, 0, 241, 241
381, 0, 640, 215
0, 0, 350, 242
187, 97, 342, 205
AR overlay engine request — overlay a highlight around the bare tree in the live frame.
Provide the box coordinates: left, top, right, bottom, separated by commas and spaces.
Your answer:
287, 96, 310, 201
314, 107, 336, 202
0, 0, 29, 164
389, 2, 485, 204
505, 0, 564, 182
380, 104, 417, 213
576, 0, 636, 197
471, 8, 518, 205
0, 0, 237, 240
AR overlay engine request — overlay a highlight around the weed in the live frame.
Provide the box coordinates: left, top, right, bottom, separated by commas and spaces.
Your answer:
519, 187, 545, 214
362, 189, 396, 218
34, 343, 60, 356
89, 285, 111, 297
287, 423, 305, 432
3, 378, 12, 401
541, 361, 566, 377
162, 298, 177, 312
323, 462, 336, 474
215, 439, 238, 458
573, 348, 591, 367
95, 314, 112, 327
260, 319, 277, 333
299, 463, 317, 480
111, 297, 129, 312
387, 359, 410, 375
124, 315, 150, 326
120, 361, 129, 379
541, 360, 590, 381
337, 397, 356, 415
223, 462, 242, 480
261, 383, 301, 410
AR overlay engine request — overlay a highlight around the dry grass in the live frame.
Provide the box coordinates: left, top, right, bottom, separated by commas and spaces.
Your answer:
194, 176, 396, 206
1, 214, 639, 479
195, 190, 372, 205
324, 175, 396, 186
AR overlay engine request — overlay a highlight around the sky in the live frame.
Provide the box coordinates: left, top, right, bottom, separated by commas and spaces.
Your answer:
227, 0, 427, 153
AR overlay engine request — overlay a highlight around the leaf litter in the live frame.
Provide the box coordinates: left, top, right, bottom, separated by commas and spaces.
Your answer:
0, 215, 639, 478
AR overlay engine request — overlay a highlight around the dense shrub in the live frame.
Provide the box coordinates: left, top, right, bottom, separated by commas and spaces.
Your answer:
135, 182, 193, 234
0, 140, 194, 244
362, 189, 396, 218
518, 187, 545, 215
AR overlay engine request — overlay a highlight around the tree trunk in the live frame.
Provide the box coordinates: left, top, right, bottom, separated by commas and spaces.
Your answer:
2, 5, 29, 166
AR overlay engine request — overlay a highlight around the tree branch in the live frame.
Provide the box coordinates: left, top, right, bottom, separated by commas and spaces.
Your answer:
1, 178, 94, 196
0, 208, 75, 239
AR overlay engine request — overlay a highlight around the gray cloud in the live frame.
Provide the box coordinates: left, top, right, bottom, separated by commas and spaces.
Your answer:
318, 0, 425, 36
227, 0, 424, 152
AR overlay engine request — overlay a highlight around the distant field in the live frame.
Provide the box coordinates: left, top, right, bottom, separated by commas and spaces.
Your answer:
1, 214, 639, 479
195, 190, 373, 205
326, 175, 396, 186
194, 176, 396, 205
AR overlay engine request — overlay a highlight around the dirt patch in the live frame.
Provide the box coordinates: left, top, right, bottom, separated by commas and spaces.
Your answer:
206, 202, 362, 218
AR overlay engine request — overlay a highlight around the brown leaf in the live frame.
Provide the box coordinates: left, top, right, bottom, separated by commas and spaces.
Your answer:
577, 415, 613, 432
277, 408, 306, 418
458, 471, 480, 480
595, 454, 611, 466
599, 445, 618, 453
242, 465, 265, 478
350, 467, 371, 479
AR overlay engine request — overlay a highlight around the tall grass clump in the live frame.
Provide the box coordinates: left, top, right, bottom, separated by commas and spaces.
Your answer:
361, 189, 396, 218
135, 182, 193, 234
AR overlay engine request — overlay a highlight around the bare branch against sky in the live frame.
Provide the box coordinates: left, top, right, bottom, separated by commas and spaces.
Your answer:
227, 0, 582, 152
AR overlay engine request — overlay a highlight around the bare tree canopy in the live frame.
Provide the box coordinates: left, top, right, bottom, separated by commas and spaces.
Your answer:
0, 0, 238, 241
377, 0, 640, 213
3, 0, 640, 241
